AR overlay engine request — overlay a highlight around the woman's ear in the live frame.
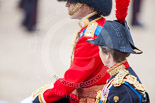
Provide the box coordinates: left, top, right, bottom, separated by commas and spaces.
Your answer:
105, 52, 111, 61
105, 54, 109, 60
105, 52, 113, 66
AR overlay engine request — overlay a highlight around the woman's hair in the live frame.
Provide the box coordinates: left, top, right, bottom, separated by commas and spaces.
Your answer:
100, 46, 130, 63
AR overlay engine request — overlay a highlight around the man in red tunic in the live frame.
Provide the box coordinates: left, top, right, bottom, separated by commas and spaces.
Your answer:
21, 0, 112, 103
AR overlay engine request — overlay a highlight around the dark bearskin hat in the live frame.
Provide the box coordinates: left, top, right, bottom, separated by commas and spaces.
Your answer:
57, 0, 112, 16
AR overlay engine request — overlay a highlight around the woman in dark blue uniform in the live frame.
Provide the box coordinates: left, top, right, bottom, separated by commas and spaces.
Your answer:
88, 0, 150, 101
87, 19, 150, 103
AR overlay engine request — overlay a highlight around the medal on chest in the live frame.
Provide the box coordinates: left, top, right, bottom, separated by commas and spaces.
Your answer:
100, 85, 109, 103
96, 78, 114, 103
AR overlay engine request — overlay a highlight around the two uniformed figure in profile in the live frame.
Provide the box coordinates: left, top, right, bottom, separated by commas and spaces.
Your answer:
21, 0, 150, 103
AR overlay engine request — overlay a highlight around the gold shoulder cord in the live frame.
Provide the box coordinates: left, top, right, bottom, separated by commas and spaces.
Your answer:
70, 21, 99, 63
70, 31, 79, 63
70, 19, 100, 63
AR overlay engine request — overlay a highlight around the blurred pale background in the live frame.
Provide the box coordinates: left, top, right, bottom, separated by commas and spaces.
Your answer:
0, 0, 155, 102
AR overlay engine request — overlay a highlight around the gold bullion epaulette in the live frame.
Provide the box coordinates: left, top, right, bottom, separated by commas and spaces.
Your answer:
112, 69, 146, 94
124, 75, 145, 94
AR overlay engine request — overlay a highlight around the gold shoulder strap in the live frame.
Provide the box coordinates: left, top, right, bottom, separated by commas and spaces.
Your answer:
84, 22, 98, 38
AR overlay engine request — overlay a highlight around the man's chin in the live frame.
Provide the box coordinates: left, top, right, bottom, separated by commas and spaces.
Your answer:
68, 13, 81, 19
70, 15, 81, 19
70, 15, 76, 19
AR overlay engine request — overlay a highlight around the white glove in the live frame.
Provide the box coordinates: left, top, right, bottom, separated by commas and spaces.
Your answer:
20, 96, 33, 103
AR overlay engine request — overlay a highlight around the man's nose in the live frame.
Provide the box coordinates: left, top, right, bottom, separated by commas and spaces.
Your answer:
66, 1, 70, 7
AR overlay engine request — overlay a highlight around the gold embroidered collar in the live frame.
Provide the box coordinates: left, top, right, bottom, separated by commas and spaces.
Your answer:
78, 12, 101, 28
107, 60, 127, 77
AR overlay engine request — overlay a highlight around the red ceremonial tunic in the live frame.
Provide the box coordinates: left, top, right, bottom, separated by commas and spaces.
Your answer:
33, 15, 110, 103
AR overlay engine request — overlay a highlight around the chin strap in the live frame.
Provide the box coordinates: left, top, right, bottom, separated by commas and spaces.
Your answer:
69, 3, 84, 15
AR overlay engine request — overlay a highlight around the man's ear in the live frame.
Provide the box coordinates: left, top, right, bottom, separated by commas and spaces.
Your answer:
83, 4, 93, 12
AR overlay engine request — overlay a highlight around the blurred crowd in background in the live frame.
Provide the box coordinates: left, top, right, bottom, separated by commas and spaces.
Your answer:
18, 0, 38, 32
0, 0, 144, 33
18, 0, 143, 32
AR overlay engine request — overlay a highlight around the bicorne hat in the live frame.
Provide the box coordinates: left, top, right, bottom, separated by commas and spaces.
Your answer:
88, 21, 143, 54
57, 0, 112, 16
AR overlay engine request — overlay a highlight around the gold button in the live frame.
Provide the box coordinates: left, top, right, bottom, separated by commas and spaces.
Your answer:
113, 96, 119, 102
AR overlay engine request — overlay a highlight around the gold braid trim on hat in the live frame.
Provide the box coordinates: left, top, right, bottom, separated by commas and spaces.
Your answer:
69, 3, 84, 15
